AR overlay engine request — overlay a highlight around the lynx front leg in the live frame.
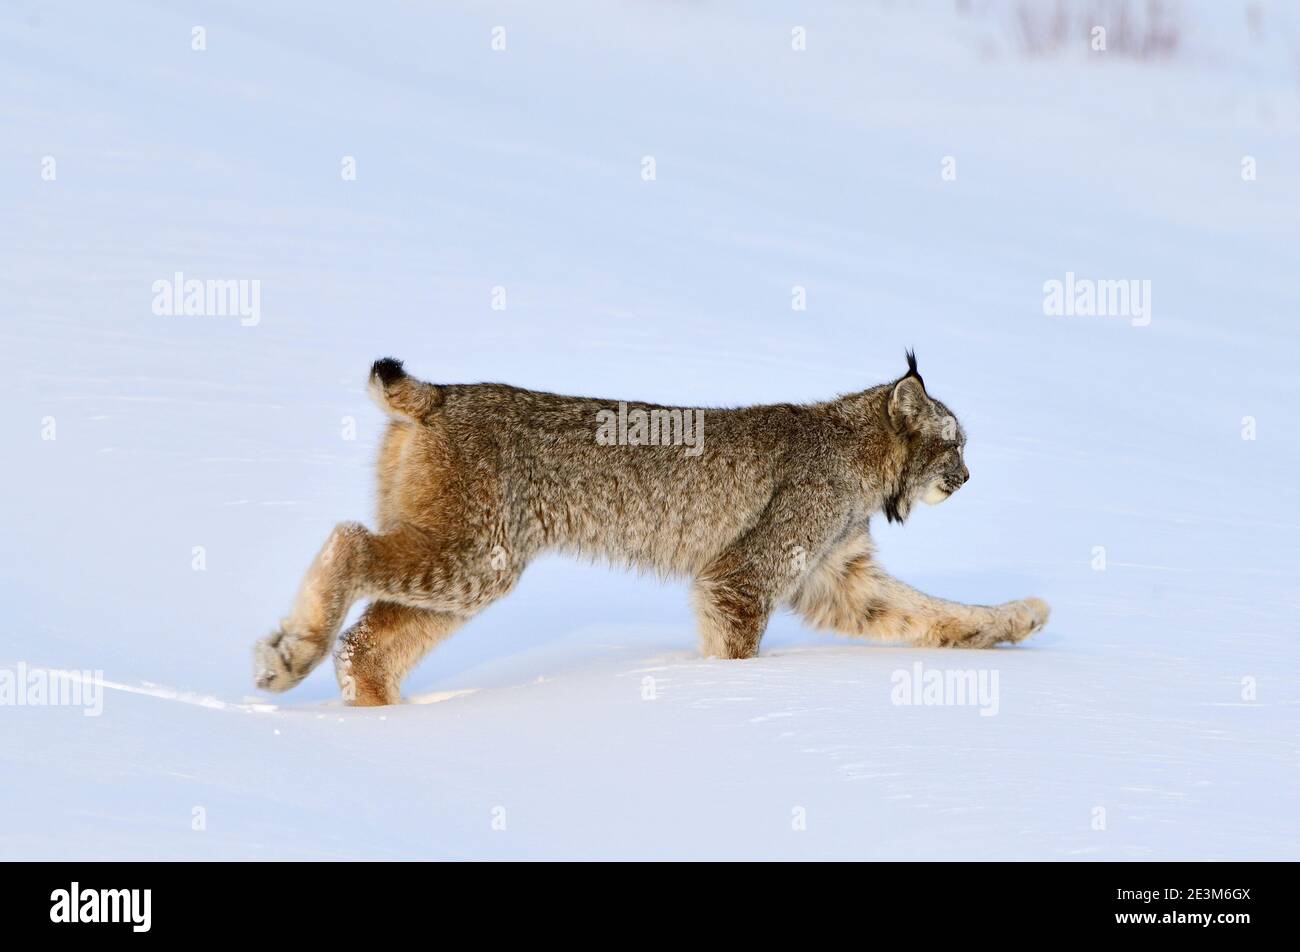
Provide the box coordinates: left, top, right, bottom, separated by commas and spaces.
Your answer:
694, 489, 850, 659
693, 553, 775, 660
791, 545, 1049, 648
255, 522, 374, 692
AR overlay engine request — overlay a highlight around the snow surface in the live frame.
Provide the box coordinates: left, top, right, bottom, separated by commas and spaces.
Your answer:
2, 0, 1298, 859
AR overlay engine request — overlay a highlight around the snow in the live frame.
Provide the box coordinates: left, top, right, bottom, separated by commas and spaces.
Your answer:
2, 0, 1297, 859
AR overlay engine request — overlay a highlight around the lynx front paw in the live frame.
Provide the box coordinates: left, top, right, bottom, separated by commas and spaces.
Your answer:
254, 629, 325, 693
1004, 597, 1050, 642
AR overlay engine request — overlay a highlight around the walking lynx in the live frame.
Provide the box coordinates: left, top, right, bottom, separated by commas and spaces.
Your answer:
254, 353, 1049, 706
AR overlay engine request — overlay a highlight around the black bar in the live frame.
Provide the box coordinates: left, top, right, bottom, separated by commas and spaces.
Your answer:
3, 861, 1285, 939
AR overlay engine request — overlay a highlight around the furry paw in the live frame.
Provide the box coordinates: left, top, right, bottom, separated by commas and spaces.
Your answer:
1004, 597, 1050, 642
253, 629, 324, 693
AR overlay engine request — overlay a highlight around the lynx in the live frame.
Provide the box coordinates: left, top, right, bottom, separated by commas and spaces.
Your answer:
254, 353, 1049, 706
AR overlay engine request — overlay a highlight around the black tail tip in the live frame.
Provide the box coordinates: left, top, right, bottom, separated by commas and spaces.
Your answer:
371, 357, 405, 386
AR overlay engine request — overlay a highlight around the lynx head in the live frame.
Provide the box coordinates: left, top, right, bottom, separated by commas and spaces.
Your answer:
883, 351, 969, 523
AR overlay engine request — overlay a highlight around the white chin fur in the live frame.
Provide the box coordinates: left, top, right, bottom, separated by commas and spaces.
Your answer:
923, 484, 951, 505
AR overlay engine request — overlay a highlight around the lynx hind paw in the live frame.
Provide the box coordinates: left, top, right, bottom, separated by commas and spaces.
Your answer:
254, 630, 320, 692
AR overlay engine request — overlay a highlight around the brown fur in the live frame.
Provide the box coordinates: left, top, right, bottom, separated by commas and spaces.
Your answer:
253, 356, 1050, 705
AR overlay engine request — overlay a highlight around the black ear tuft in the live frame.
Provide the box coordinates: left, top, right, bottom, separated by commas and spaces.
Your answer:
904, 349, 924, 388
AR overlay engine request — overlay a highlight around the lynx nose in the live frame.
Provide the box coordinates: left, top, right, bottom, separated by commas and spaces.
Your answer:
960, 465, 970, 485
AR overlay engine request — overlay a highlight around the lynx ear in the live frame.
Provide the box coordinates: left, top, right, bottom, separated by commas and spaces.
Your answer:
888, 376, 930, 430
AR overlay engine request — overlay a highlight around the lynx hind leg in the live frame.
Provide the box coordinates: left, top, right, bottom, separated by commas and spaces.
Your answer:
792, 551, 1049, 649
335, 602, 465, 706
254, 516, 524, 694
254, 521, 375, 693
